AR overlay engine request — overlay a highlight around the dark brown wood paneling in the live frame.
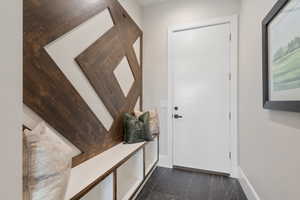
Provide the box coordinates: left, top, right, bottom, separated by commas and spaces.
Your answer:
113, 171, 117, 200
75, 27, 127, 117
24, 0, 143, 167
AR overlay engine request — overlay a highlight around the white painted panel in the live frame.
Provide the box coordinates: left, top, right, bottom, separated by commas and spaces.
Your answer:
134, 97, 141, 111
113, 57, 135, 97
23, 104, 81, 158
133, 37, 141, 65
171, 23, 231, 174
65, 142, 145, 199
80, 174, 113, 200
117, 149, 143, 200
145, 137, 158, 174
45, 9, 114, 131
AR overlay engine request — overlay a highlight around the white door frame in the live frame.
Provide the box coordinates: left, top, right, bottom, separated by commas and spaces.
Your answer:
167, 15, 239, 178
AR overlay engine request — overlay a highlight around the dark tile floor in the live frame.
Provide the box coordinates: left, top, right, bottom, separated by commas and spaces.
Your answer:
136, 167, 247, 200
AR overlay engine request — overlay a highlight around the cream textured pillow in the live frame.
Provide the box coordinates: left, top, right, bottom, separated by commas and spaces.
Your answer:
23, 122, 73, 200
134, 110, 160, 135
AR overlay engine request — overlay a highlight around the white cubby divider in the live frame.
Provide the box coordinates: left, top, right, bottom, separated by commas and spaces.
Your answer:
67, 136, 159, 200
116, 149, 144, 200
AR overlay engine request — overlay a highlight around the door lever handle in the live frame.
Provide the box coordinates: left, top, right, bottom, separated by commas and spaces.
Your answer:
174, 114, 183, 119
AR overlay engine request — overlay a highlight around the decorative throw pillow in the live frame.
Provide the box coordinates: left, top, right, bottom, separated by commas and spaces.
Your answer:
138, 112, 153, 141
23, 122, 73, 200
123, 112, 153, 144
134, 110, 160, 136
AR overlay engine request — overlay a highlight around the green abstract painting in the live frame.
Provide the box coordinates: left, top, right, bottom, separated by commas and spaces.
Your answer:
268, 0, 300, 100
272, 37, 300, 91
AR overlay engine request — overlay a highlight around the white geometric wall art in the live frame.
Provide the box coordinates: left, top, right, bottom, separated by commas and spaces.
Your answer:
45, 9, 114, 131
113, 57, 135, 97
134, 97, 141, 111
133, 37, 141, 65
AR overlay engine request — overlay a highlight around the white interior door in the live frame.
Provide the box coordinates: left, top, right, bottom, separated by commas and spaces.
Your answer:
170, 22, 231, 174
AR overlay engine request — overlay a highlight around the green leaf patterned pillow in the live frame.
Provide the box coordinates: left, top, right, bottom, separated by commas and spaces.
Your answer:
138, 112, 153, 141
123, 112, 152, 144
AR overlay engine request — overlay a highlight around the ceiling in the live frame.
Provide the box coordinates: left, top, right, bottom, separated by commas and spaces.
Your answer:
137, 0, 168, 6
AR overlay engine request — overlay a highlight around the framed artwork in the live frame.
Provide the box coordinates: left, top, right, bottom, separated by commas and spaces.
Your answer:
262, 0, 300, 112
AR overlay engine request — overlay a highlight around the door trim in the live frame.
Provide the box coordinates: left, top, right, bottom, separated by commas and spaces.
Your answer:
173, 165, 230, 177
167, 15, 239, 178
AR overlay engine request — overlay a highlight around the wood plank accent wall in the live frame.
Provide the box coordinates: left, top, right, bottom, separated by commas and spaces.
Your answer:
23, 0, 143, 167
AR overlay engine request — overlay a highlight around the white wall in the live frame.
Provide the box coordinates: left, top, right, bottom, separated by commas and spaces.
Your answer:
239, 0, 300, 199
0, 0, 22, 199
142, 0, 241, 162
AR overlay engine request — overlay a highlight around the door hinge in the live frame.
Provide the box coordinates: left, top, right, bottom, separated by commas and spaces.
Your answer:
229, 33, 232, 41
229, 112, 232, 120
229, 152, 232, 159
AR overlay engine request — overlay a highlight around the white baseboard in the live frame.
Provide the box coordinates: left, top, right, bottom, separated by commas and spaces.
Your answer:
230, 165, 239, 178
238, 167, 261, 200
158, 155, 172, 168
